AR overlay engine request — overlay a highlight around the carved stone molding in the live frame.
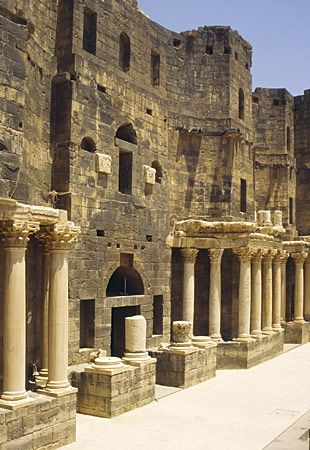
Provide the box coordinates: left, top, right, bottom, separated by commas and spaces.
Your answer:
208, 248, 224, 263
291, 252, 308, 265
263, 248, 276, 263
0, 219, 40, 248
180, 247, 199, 264
37, 222, 81, 251
233, 247, 253, 262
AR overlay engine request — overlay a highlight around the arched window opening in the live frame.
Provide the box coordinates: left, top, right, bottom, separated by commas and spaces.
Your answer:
116, 123, 137, 144
238, 88, 244, 120
287, 126, 291, 153
106, 266, 144, 297
81, 137, 96, 152
119, 32, 130, 71
151, 160, 162, 183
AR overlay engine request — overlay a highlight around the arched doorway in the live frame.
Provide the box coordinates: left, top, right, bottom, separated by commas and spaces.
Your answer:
106, 266, 144, 357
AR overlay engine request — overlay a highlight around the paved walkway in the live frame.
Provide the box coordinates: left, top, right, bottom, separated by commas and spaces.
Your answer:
64, 343, 310, 450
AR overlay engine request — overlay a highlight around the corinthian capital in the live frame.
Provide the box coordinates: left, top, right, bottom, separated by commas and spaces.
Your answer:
37, 222, 81, 251
180, 248, 199, 264
291, 252, 308, 265
233, 247, 253, 262
1, 219, 40, 248
208, 248, 224, 263
251, 248, 264, 263
263, 248, 276, 263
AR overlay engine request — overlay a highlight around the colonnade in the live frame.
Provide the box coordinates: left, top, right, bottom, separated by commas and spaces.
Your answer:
180, 246, 310, 341
0, 219, 79, 406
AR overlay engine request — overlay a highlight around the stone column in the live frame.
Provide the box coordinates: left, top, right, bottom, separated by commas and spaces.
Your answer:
0, 220, 39, 403
280, 252, 288, 324
180, 248, 199, 335
122, 315, 151, 363
292, 252, 307, 323
208, 249, 224, 341
41, 223, 80, 394
250, 249, 263, 337
233, 248, 253, 341
262, 250, 274, 334
304, 255, 310, 322
36, 246, 50, 386
272, 251, 282, 331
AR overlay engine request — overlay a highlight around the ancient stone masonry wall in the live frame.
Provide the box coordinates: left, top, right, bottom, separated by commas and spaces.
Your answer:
253, 88, 296, 230
0, 1, 58, 206
294, 89, 310, 235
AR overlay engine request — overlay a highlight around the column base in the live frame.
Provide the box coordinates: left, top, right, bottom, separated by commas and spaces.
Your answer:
262, 328, 274, 335
272, 324, 284, 332
233, 336, 255, 343
250, 332, 263, 340
35, 370, 48, 387
0, 389, 27, 402
39, 385, 77, 398
210, 334, 223, 342
0, 393, 36, 410
294, 318, 306, 324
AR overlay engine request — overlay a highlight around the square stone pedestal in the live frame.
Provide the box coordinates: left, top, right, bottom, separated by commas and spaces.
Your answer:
150, 344, 217, 388
216, 332, 284, 370
283, 321, 310, 344
72, 359, 156, 418
0, 391, 76, 449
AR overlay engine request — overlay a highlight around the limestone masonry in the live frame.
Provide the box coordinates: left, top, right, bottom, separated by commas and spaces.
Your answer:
0, 0, 309, 448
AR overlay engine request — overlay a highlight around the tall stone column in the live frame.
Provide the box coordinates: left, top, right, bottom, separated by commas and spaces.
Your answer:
272, 251, 282, 331
41, 223, 80, 394
233, 248, 253, 341
280, 252, 288, 324
208, 249, 224, 341
250, 249, 263, 337
180, 248, 199, 335
262, 250, 274, 334
0, 220, 39, 403
36, 246, 50, 386
304, 255, 310, 321
292, 252, 307, 323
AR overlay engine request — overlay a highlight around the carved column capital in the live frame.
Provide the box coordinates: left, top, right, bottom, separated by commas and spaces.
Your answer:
37, 222, 81, 251
263, 248, 276, 263
304, 253, 310, 265
272, 249, 284, 264
279, 250, 289, 264
180, 248, 199, 264
291, 252, 308, 265
0, 219, 40, 248
233, 247, 253, 262
251, 248, 264, 263
208, 248, 224, 263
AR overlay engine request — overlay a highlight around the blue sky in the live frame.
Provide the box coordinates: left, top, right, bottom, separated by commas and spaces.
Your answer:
138, 0, 309, 97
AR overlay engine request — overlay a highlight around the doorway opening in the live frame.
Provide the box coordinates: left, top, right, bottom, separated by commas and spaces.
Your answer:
111, 305, 140, 357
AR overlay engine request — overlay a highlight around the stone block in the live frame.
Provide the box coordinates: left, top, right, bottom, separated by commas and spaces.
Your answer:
283, 321, 310, 344
95, 152, 112, 174
143, 165, 156, 185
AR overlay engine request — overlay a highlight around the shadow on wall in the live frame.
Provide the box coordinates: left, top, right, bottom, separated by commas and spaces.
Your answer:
176, 132, 201, 210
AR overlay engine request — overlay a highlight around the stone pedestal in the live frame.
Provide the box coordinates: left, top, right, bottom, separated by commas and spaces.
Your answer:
283, 321, 310, 344
217, 332, 283, 369
72, 358, 156, 418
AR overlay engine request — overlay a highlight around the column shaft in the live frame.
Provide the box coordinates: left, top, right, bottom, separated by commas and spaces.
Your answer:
2, 247, 27, 401
262, 252, 273, 334
37, 249, 50, 383
272, 256, 282, 331
181, 248, 198, 335
292, 253, 306, 323
46, 249, 70, 390
234, 248, 253, 341
208, 249, 223, 341
304, 259, 310, 321
251, 254, 262, 336
280, 258, 287, 323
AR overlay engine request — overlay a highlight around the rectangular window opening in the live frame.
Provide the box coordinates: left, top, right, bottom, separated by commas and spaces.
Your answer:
289, 197, 293, 224
80, 299, 95, 348
151, 51, 160, 87
83, 8, 97, 55
97, 230, 105, 237
240, 178, 247, 212
119, 150, 132, 194
153, 295, 163, 335
146, 235, 152, 242
146, 108, 152, 116
173, 38, 181, 48
97, 84, 106, 93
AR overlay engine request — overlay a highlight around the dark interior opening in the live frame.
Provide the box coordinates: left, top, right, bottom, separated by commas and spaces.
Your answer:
151, 51, 160, 86
119, 32, 130, 71
206, 45, 213, 55
289, 197, 293, 224
111, 306, 140, 357
116, 123, 137, 144
151, 160, 162, 183
83, 8, 96, 55
81, 136, 96, 152
153, 295, 163, 335
240, 178, 247, 212
80, 299, 95, 348
119, 150, 132, 194
106, 266, 144, 297
238, 88, 244, 120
